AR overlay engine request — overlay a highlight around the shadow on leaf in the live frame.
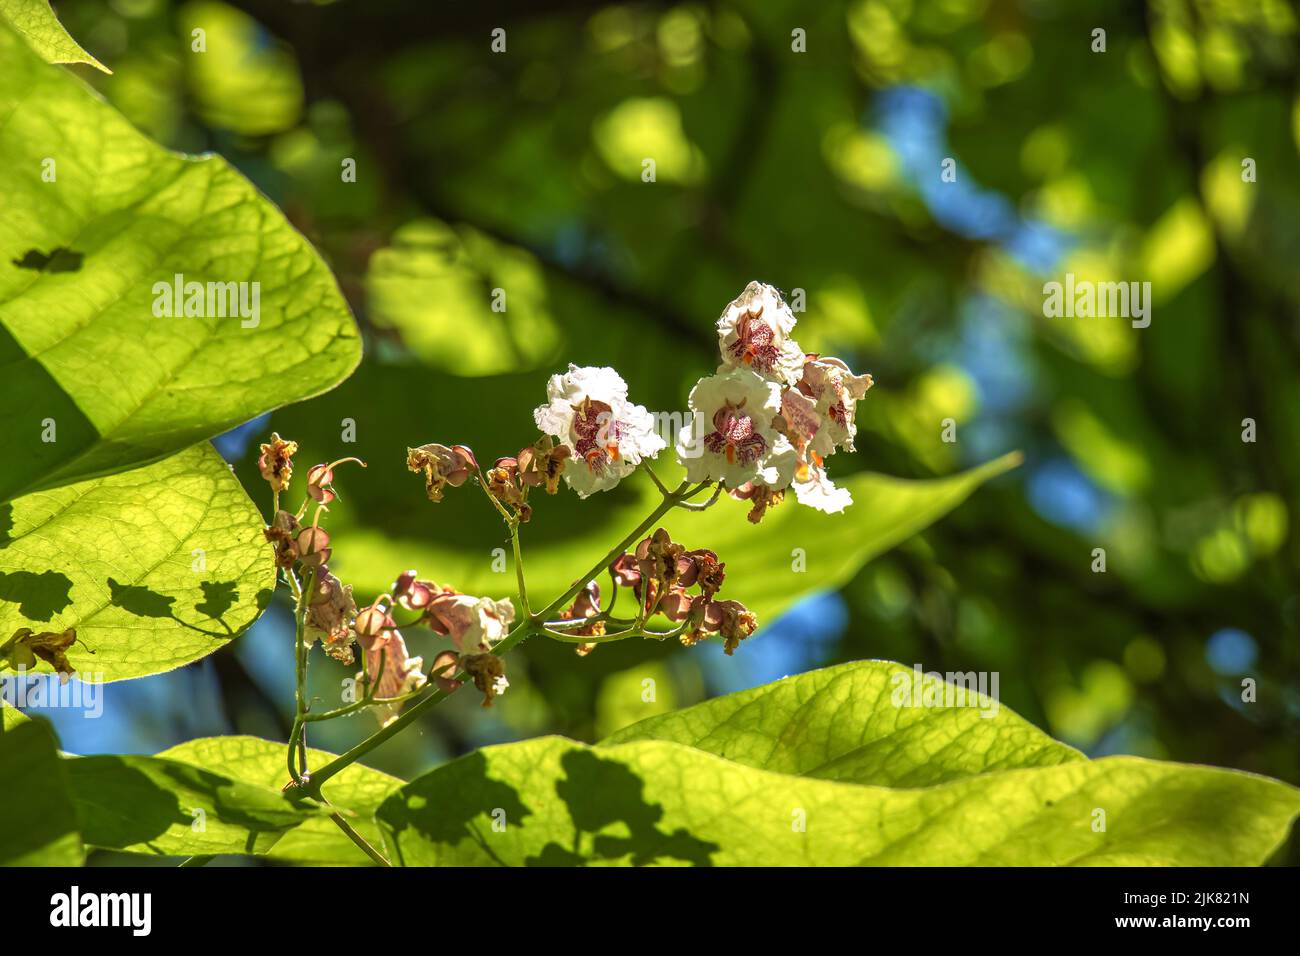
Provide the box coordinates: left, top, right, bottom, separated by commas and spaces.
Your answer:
526, 749, 718, 866
12, 247, 85, 273
108, 577, 241, 636
380, 750, 532, 866
0, 570, 73, 621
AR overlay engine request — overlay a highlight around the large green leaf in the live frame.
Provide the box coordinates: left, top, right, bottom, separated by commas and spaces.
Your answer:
603, 660, 1082, 787
0, 443, 274, 682
0, 0, 108, 72
0, 19, 360, 502
0, 719, 83, 865
376, 735, 1300, 866
158, 735, 404, 865
65, 751, 319, 857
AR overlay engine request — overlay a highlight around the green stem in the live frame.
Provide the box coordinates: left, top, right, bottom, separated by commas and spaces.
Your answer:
287, 566, 316, 785
326, 810, 392, 866
509, 521, 529, 616
531, 478, 690, 623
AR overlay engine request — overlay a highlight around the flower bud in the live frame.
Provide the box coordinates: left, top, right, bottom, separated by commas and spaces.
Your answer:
428, 650, 463, 694
295, 526, 331, 568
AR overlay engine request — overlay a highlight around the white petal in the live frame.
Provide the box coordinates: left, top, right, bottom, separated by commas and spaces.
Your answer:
793, 469, 853, 513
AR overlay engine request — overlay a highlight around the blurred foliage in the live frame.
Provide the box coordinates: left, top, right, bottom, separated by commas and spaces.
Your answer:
44, 0, 1300, 861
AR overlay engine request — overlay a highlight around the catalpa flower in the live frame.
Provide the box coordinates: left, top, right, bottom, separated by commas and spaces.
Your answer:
678, 367, 795, 488
716, 282, 806, 385
792, 458, 853, 514
797, 356, 873, 457
534, 364, 665, 497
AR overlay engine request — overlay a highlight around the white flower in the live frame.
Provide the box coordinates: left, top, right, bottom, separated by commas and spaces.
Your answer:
716, 282, 806, 385
534, 364, 666, 497
797, 356, 873, 456
678, 367, 797, 488
491, 674, 510, 697
793, 460, 853, 514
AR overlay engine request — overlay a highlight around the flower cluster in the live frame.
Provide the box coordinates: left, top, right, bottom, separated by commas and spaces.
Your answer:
259, 437, 514, 720
611, 529, 755, 655
681, 282, 873, 520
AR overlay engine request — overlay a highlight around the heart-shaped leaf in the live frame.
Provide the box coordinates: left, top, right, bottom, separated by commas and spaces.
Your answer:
377, 735, 1300, 866
158, 735, 404, 865
0, 19, 359, 502
0, 443, 274, 683
603, 660, 1082, 787
65, 751, 320, 857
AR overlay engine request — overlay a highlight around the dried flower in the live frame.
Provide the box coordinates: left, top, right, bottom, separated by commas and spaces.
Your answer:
460, 653, 508, 707
407, 443, 478, 503
258, 433, 298, 493
423, 590, 516, 655
264, 509, 302, 568
354, 602, 426, 727
729, 481, 785, 524
1, 627, 82, 681
305, 567, 357, 664
517, 436, 571, 495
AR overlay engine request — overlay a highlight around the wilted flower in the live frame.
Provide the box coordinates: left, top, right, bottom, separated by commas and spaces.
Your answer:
305, 567, 357, 664
460, 653, 508, 707
558, 581, 605, 644
517, 436, 570, 495
635, 528, 685, 590
258, 433, 298, 493
486, 456, 531, 521
406, 443, 478, 503
712, 599, 757, 655
533, 364, 666, 498
423, 590, 516, 655
716, 282, 806, 385
728, 481, 785, 524
1, 627, 82, 681
678, 367, 796, 488
264, 509, 302, 568
354, 600, 427, 727
393, 570, 438, 612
